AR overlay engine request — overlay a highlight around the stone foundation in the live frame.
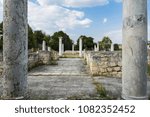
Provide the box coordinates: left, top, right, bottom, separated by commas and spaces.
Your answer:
0, 50, 59, 75
84, 51, 122, 78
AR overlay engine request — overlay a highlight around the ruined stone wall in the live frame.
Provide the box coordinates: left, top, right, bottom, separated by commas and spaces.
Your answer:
0, 50, 59, 75
147, 49, 150, 65
84, 51, 122, 78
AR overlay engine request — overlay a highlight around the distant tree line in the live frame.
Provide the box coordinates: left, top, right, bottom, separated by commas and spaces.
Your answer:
0, 22, 120, 51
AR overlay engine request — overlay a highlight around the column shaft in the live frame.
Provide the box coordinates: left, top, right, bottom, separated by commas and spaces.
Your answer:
3, 0, 28, 99
59, 37, 62, 56
42, 40, 46, 51
79, 38, 82, 57
122, 0, 148, 99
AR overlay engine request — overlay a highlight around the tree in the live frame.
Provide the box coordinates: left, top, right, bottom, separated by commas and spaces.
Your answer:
76, 35, 94, 50
28, 25, 37, 50
99, 36, 112, 51
33, 30, 45, 49
50, 31, 72, 51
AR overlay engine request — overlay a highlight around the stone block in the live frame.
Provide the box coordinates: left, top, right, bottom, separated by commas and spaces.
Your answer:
107, 68, 113, 72
113, 67, 121, 72
109, 62, 117, 67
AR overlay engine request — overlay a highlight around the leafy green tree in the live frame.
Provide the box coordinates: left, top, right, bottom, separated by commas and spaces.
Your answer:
50, 31, 72, 51
76, 35, 94, 50
99, 36, 112, 51
28, 25, 37, 50
33, 30, 45, 49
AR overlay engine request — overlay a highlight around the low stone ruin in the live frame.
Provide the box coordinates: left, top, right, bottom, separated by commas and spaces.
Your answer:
84, 51, 122, 78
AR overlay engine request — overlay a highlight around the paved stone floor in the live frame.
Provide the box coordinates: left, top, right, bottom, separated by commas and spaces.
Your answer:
0, 58, 150, 99
28, 58, 97, 99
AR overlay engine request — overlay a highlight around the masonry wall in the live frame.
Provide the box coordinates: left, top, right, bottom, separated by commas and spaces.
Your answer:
0, 50, 59, 75
84, 51, 122, 78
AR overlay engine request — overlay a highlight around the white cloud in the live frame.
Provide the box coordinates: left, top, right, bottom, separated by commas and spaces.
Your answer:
28, 1, 92, 34
63, 0, 109, 8
104, 30, 122, 44
103, 18, 108, 23
35, 0, 109, 8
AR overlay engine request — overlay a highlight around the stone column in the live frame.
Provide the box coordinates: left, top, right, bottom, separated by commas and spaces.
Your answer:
42, 40, 46, 51
0, 34, 2, 40
97, 42, 99, 51
62, 44, 64, 54
122, 0, 148, 100
79, 37, 83, 57
94, 45, 97, 51
48, 47, 51, 52
72, 44, 74, 52
111, 43, 114, 51
59, 37, 62, 56
3, 0, 28, 99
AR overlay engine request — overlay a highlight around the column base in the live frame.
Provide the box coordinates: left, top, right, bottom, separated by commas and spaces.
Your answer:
122, 94, 148, 100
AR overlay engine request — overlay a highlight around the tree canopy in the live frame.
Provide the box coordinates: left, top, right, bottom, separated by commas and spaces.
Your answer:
0, 22, 119, 52
76, 35, 94, 50
50, 31, 72, 51
99, 36, 112, 51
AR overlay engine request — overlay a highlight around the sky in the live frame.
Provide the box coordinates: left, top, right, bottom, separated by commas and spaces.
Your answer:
0, 0, 150, 44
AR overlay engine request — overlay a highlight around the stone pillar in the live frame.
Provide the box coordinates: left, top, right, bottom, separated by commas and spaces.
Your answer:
97, 42, 99, 51
42, 40, 46, 51
122, 0, 148, 100
72, 44, 74, 52
48, 47, 51, 52
111, 43, 114, 51
3, 0, 28, 99
59, 37, 62, 56
79, 38, 83, 57
94, 45, 97, 51
0, 34, 2, 40
62, 44, 64, 54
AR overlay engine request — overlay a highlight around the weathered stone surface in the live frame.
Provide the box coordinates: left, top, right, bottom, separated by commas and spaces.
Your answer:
84, 51, 122, 78
79, 38, 83, 57
2, 0, 28, 99
113, 67, 121, 72
122, 0, 148, 100
59, 37, 62, 56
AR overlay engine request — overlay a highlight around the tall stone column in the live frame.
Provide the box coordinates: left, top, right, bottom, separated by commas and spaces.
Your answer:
59, 37, 62, 56
3, 0, 28, 99
48, 47, 51, 52
42, 40, 46, 51
97, 42, 99, 51
72, 44, 74, 52
62, 44, 64, 54
94, 45, 97, 51
79, 37, 83, 57
111, 43, 114, 51
122, 0, 148, 100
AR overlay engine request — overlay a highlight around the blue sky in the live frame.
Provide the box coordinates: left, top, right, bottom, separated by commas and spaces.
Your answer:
0, 0, 150, 44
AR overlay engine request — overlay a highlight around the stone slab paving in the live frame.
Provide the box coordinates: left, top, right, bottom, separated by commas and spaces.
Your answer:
28, 58, 97, 99
29, 58, 88, 76
0, 58, 150, 99
93, 77, 150, 99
